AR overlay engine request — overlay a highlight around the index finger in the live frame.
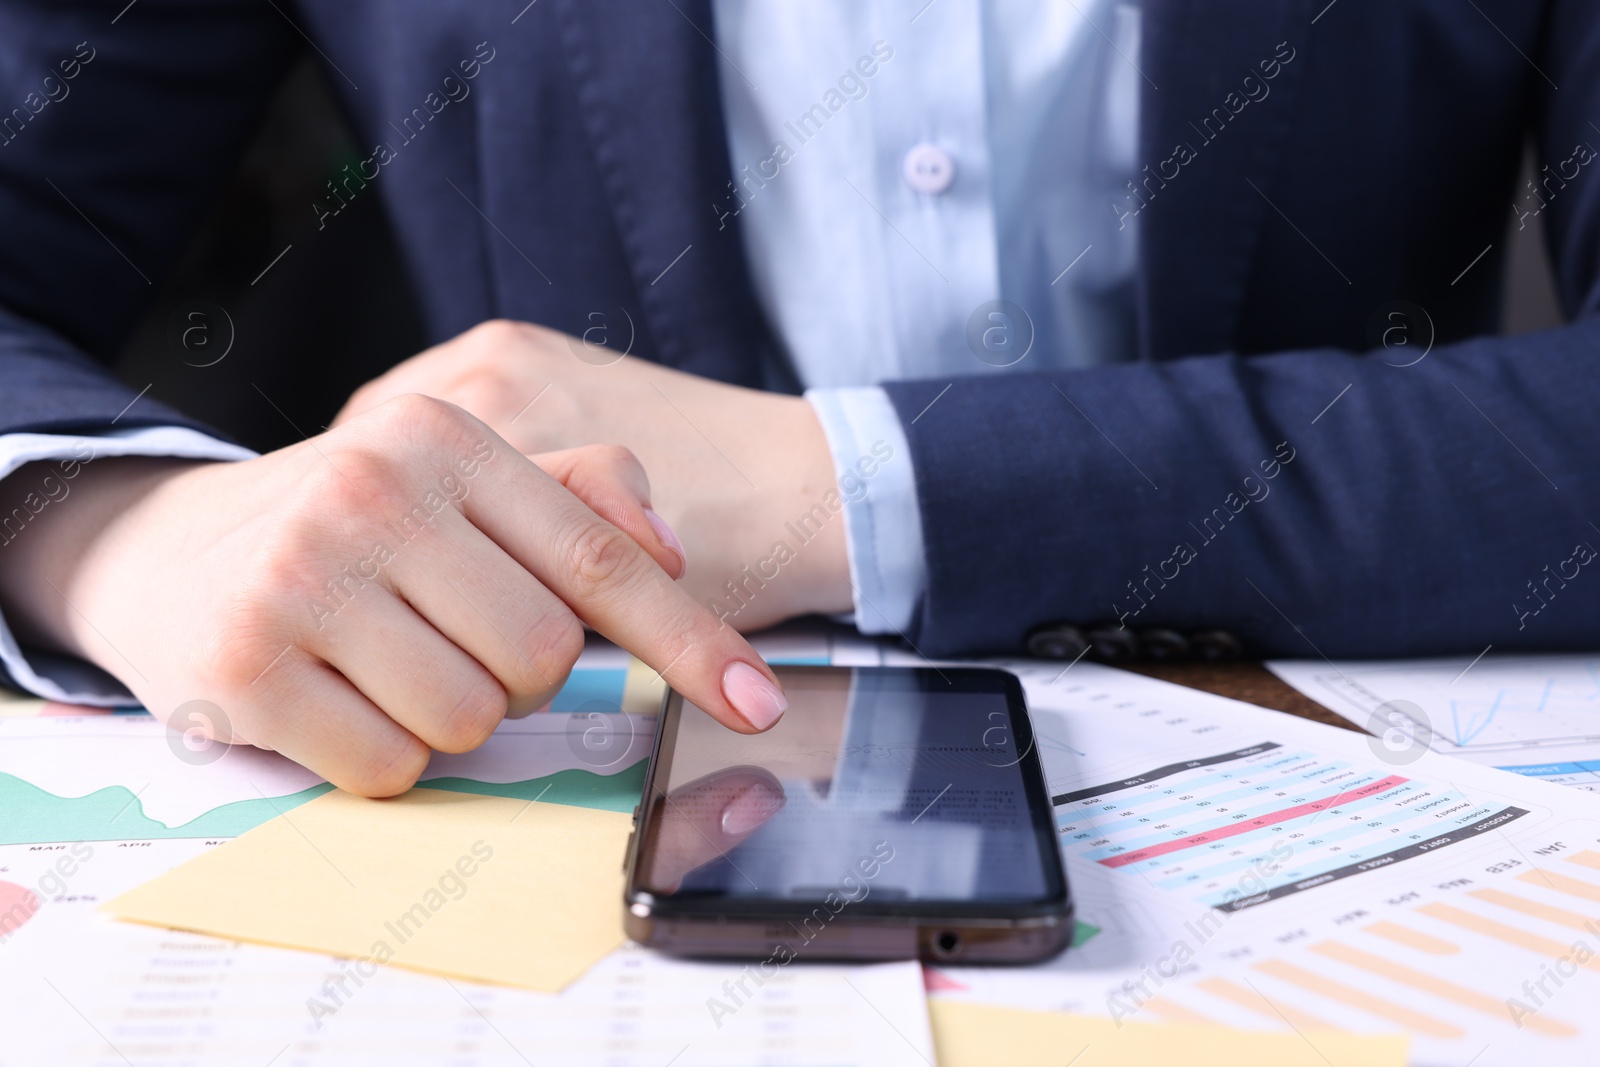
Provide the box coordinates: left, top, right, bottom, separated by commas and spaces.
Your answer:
448, 427, 788, 733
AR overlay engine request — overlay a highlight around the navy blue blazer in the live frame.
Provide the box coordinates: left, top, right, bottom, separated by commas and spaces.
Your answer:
1, 0, 1596, 660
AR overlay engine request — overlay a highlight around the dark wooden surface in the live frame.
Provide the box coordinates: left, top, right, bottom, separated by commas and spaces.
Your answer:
1121, 661, 1361, 733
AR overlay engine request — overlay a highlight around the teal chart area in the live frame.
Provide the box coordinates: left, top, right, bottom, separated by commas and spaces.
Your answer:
0, 665, 654, 845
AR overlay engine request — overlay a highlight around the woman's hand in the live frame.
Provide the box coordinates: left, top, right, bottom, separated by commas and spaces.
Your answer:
335, 320, 854, 630
0, 395, 788, 796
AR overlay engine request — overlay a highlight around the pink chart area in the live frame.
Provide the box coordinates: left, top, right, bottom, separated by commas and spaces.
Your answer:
1098, 774, 1411, 869
0, 880, 40, 937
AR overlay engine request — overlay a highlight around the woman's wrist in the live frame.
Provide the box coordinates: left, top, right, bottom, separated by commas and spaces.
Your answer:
750, 395, 854, 618
0, 456, 208, 660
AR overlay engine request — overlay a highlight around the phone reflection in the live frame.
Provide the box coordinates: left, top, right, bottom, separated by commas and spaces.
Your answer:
643, 765, 787, 892
641, 667, 1048, 904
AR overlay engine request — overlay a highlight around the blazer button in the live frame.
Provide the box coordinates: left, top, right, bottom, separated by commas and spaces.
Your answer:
1085, 622, 1138, 663
1025, 623, 1088, 661
1138, 628, 1190, 662
1190, 629, 1244, 662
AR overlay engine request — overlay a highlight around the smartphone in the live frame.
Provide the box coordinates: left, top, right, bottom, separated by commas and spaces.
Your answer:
622, 665, 1073, 964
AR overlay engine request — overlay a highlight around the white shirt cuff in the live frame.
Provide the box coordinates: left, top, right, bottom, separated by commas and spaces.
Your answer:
0, 426, 257, 705
803, 387, 926, 635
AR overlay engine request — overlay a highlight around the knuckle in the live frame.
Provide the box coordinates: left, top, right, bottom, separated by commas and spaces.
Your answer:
202, 597, 294, 692
429, 676, 509, 753
464, 318, 528, 351
565, 521, 644, 596
517, 611, 584, 695
655, 598, 735, 676
228, 486, 386, 659
639, 617, 706, 692
312, 444, 405, 517
671, 603, 723, 656
364, 392, 476, 455
351, 734, 431, 797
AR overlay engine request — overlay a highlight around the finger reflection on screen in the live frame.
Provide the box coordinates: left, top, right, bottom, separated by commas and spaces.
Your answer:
644, 766, 787, 892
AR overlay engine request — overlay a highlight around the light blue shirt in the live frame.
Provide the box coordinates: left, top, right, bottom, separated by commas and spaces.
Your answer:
714, 0, 1142, 635
0, 0, 1142, 701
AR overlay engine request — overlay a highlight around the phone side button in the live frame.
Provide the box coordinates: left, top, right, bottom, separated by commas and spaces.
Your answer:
623, 830, 636, 873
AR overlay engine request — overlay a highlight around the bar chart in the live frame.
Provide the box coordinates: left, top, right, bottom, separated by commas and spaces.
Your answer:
938, 658, 1600, 1065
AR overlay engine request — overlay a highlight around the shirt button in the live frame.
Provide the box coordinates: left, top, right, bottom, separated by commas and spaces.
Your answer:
902, 143, 955, 195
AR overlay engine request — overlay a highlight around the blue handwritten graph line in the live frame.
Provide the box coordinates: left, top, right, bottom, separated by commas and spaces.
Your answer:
1447, 662, 1600, 747
1452, 690, 1504, 747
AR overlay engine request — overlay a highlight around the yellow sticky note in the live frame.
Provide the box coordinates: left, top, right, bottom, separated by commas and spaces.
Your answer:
0, 695, 47, 717
928, 1001, 1408, 1067
622, 656, 667, 715
104, 788, 631, 992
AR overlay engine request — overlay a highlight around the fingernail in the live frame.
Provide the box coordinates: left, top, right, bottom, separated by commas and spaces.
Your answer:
721, 662, 788, 730
721, 780, 785, 836
643, 508, 687, 575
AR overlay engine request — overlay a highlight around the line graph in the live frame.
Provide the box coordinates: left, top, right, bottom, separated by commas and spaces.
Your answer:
1447, 664, 1600, 748
1269, 655, 1600, 792
1284, 656, 1600, 754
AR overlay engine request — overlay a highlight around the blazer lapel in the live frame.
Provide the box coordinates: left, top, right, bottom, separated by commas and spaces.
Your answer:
553, 0, 767, 384
1137, 0, 1314, 361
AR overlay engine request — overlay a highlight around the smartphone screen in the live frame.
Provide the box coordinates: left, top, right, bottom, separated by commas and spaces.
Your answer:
634, 666, 1068, 918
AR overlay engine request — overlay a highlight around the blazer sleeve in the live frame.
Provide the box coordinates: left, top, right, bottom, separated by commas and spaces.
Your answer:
881, 1, 1600, 661
0, 0, 297, 436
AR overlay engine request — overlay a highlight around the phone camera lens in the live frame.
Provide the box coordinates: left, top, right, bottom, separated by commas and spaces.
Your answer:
933, 931, 962, 958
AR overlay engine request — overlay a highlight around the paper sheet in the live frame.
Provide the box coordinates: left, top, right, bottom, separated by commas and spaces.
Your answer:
928, 1001, 1408, 1066
2, 627, 937, 1065
924, 656, 1600, 1067
24, 623, 1600, 1065
3, 905, 936, 1065
103, 788, 630, 993
1269, 653, 1600, 791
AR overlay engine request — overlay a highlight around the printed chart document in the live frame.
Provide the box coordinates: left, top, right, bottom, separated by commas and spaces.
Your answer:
0, 631, 936, 1067
6, 624, 1596, 1065
1269, 654, 1600, 791
923, 654, 1600, 1067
